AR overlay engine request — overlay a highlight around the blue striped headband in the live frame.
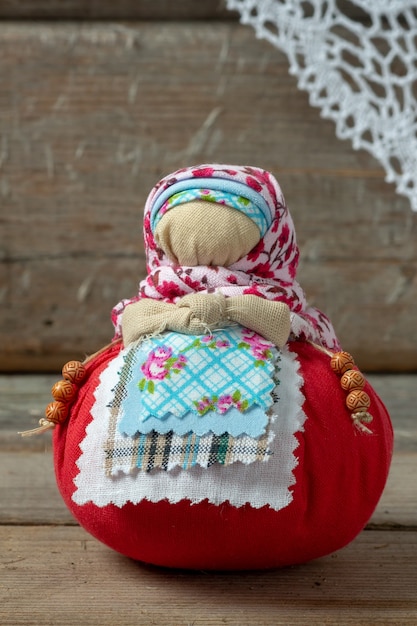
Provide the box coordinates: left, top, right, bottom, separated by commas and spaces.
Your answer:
150, 178, 274, 237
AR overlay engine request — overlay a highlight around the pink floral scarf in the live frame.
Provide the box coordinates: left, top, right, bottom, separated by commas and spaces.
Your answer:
112, 164, 340, 350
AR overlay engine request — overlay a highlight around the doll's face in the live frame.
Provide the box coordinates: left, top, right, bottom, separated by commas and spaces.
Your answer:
154, 200, 261, 267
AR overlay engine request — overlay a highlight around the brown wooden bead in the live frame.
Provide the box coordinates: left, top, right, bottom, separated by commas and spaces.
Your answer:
62, 360, 86, 385
330, 351, 356, 375
340, 369, 366, 391
51, 379, 77, 403
45, 400, 69, 425
346, 389, 371, 412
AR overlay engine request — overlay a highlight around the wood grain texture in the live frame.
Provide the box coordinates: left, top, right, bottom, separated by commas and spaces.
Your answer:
0, 22, 416, 371
0, 0, 234, 20
1, 526, 417, 625
0, 0, 367, 20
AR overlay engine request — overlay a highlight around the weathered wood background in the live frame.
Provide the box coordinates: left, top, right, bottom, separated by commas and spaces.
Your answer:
1, 1, 416, 372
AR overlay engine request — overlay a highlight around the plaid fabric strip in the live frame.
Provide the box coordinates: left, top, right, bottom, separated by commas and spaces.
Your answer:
103, 345, 139, 476
104, 428, 274, 474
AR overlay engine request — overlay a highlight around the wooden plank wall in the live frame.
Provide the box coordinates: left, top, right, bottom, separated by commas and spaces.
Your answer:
1, 2, 416, 372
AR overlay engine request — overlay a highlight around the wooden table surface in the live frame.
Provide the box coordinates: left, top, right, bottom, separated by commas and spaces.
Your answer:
1, 373, 416, 625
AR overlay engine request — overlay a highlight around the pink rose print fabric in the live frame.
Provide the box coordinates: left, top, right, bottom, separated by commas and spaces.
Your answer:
112, 164, 340, 350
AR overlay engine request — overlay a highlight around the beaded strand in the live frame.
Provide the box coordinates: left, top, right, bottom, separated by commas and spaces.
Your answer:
20, 360, 87, 436
19, 339, 122, 437
330, 351, 373, 433
44, 360, 87, 425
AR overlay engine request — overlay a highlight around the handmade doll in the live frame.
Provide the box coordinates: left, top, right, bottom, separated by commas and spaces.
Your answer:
29, 164, 393, 570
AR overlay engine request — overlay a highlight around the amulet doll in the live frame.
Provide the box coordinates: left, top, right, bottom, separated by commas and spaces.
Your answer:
34, 164, 392, 570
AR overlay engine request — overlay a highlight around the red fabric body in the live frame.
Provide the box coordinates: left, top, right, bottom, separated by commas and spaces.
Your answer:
53, 341, 393, 570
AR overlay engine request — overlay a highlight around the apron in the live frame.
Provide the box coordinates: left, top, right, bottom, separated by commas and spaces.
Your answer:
73, 327, 307, 512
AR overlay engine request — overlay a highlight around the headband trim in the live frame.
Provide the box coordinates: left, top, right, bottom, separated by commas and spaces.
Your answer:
150, 177, 273, 236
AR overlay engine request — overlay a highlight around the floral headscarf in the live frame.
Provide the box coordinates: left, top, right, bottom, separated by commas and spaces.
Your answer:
112, 164, 340, 350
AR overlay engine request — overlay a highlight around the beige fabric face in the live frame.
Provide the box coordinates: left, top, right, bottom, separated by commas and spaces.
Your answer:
154, 200, 261, 267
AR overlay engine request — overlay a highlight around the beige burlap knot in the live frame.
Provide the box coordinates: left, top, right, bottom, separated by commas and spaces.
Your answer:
122, 293, 291, 348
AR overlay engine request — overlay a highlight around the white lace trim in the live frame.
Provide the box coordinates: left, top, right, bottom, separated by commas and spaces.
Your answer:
226, 0, 417, 211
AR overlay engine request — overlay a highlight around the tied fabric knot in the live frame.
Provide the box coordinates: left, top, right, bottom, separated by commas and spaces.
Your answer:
177, 293, 227, 327
122, 293, 291, 349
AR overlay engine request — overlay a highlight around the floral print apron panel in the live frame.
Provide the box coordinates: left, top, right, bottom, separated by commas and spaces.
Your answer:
115, 326, 277, 439
72, 345, 307, 511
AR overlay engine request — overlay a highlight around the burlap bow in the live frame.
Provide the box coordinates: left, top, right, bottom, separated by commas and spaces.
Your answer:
122, 293, 291, 348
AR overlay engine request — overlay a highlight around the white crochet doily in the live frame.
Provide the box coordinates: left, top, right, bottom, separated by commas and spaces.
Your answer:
226, 0, 417, 211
